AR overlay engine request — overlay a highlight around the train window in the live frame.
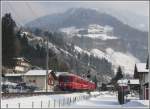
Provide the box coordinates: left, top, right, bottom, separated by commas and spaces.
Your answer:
59, 76, 72, 82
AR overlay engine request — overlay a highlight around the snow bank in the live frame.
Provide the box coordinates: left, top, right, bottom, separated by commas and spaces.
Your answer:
1, 92, 99, 108
65, 91, 149, 108
123, 100, 149, 107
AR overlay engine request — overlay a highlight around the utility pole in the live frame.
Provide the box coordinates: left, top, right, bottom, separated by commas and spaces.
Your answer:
148, 25, 150, 101
46, 35, 49, 92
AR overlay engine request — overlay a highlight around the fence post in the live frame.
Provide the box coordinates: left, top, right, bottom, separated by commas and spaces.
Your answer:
63, 98, 65, 106
54, 99, 55, 108
6, 104, 8, 108
48, 100, 50, 108
32, 101, 34, 108
67, 98, 68, 105
18, 103, 20, 109
41, 100, 42, 109
62, 98, 64, 106
59, 99, 60, 108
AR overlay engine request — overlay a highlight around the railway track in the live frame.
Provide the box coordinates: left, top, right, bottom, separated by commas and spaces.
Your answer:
2, 91, 80, 99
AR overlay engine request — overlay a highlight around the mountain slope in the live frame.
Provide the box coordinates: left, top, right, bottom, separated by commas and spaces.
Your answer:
17, 30, 114, 83
25, 8, 148, 62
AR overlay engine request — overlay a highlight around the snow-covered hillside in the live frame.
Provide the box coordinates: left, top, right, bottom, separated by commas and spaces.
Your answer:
77, 34, 118, 40
75, 45, 139, 75
60, 24, 118, 40
60, 24, 140, 75
23, 31, 139, 76
91, 49, 110, 61
91, 48, 140, 75
105, 48, 140, 74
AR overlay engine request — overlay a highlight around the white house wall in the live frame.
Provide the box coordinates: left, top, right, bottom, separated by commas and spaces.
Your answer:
23, 76, 54, 92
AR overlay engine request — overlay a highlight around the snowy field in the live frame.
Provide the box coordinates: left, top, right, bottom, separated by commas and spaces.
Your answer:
65, 92, 149, 108
1, 91, 149, 108
1, 92, 99, 108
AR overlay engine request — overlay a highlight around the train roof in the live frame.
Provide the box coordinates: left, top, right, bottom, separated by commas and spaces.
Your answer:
59, 73, 95, 84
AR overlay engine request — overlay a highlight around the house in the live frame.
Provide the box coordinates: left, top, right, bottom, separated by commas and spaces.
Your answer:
127, 79, 140, 95
134, 63, 149, 100
106, 85, 114, 91
4, 73, 24, 83
11, 57, 31, 73
2, 57, 31, 83
23, 70, 58, 92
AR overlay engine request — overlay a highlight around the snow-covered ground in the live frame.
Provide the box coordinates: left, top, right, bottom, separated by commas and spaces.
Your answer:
65, 91, 149, 108
1, 91, 149, 108
1, 92, 99, 108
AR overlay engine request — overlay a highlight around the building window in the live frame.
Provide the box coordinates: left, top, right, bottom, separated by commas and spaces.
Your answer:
33, 80, 36, 83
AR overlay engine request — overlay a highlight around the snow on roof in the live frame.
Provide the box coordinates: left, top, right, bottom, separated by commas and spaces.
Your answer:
136, 63, 149, 73
5, 73, 24, 76
55, 72, 69, 77
1, 81, 17, 86
117, 79, 128, 84
13, 57, 30, 62
128, 79, 139, 85
24, 70, 52, 76
118, 79, 139, 85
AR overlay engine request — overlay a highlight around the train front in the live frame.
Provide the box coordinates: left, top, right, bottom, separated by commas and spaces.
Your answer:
58, 75, 73, 91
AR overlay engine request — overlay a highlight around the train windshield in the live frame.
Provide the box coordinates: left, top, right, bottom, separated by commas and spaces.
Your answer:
59, 76, 72, 82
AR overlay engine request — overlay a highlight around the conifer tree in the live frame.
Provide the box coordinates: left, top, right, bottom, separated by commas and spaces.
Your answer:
2, 13, 16, 67
146, 55, 149, 69
134, 64, 139, 78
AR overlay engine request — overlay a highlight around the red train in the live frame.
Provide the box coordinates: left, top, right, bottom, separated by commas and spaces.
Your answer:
58, 73, 96, 91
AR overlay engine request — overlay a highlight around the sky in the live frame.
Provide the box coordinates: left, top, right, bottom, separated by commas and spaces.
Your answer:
1, 1, 149, 26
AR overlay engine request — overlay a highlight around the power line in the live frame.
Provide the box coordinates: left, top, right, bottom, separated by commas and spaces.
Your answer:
25, 2, 49, 92
25, 2, 38, 18
7, 2, 23, 27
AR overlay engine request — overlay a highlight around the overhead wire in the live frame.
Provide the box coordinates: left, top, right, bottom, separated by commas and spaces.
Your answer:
25, 2, 48, 32
7, 2, 23, 27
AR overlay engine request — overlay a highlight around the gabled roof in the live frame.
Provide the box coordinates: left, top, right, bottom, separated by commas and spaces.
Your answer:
13, 57, 30, 63
5, 73, 24, 76
128, 79, 139, 85
117, 79, 128, 84
24, 70, 52, 76
136, 63, 149, 73
117, 79, 140, 85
